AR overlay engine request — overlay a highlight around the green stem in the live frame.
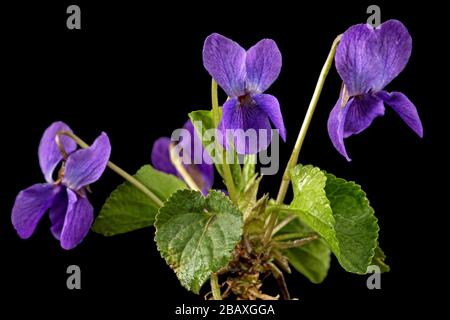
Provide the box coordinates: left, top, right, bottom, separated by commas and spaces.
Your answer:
221, 150, 238, 204
263, 206, 302, 244
56, 130, 164, 208
243, 154, 256, 183
264, 35, 342, 244
273, 232, 313, 242
276, 34, 342, 204
276, 235, 319, 249
211, 80, 220, 127
210, 273, 222, 300
211, 79, 238, 204
272, 213, 297, 236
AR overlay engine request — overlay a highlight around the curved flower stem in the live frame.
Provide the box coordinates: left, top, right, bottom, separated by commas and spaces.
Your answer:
264, 35, 342, 244
276, 34, 342, 204
56, 130, 164, 208
210, 273, 222, 300
169, 143, 201, 192
211, 79, 238, 204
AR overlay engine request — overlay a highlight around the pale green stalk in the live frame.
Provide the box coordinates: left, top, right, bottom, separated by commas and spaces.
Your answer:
211, 79, 238, 204
264, 35, 342, 244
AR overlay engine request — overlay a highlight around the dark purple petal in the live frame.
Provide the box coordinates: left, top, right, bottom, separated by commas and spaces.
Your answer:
328, 91, 385, 161
377, 91, 423, 137
179, 120, 214, 193
343, 94, 385, 138
327, 93, 352, 161
39, 121, 77, 183
182, 119, 196, 141
151, 137, 178, 176
62, 133, 111, 191
203, 33, 246, 97
335, 25, 377, 95
374, 20, 412, 90
11, 183, 59, 239
181, 161, 214, 195
60, 189, 94, 250
49, 188, 68, 240
245, 39, 282, 94
198, 163, 214, 195
221, 98, 272, 154
252, 94, 286, 141
179, 120, 212, 165
336, 20, 412, 95
181, 120, 198, 157
151, 130, 214, 193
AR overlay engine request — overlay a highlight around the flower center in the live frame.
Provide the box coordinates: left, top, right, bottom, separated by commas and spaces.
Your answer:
54, 163, 66, 185
238, 94, 255, 108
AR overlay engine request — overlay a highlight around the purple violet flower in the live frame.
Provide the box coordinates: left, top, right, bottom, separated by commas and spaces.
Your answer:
151, 120, 214, 195
328, 20, 423, 161
11, 121, 111, 250
203, 33, 286, 154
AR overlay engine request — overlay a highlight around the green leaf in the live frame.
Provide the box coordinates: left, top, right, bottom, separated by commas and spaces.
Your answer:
189, 110, 219, 170
155, 190, 243, 293
290, 165, 379, 274
92, 165, 186, 236
242, 154, 257, 187
324, 173, 379, 274
244, 195, 269, 236
229, 152, 243, 192
189, 109, 242, 191
238, 175, 261, 220
276, 213, 331, 284
290, 165, 339, 252
370, 245, 390, 272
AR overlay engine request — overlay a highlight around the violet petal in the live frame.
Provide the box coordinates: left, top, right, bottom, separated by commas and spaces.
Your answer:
203, 33, 246, 97
151, 137, 178, 176
374, 20, 412, 90
343, 94, 385, 138
179, 120, 214, 192
377, 90, 423, 137
327, 93, 352, 161
62, 133, 111, 191
12, 183, 59, 239
179, 119, 212, 165
39, 121, 77, 183
221, 98, 272, 154
60, 189, 94, 250
328, 91, 385, 161
252, 93, 286, 141
49, 188, 68, 240
336, 20, 412, 95
245, 39, 282, 94
198, 163, 214, 195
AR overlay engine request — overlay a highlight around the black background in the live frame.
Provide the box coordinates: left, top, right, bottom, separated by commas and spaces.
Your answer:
1, 1, 445, 317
